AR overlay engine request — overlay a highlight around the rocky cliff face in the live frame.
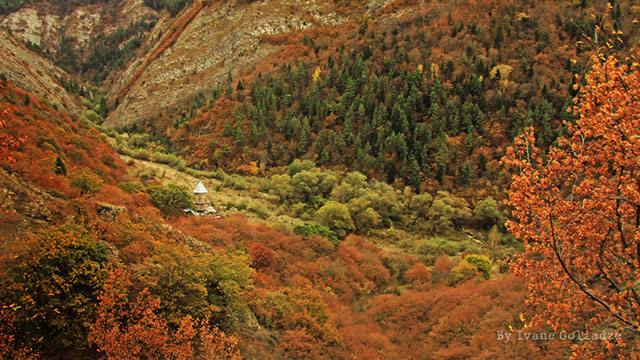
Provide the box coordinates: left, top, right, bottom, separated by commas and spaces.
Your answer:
104, 0, 352, 128
2, 8, 61, 52
0, 29, 79, 114
0, 0, 159, 115
1, 0, 156, 57
0, 0, 378, 126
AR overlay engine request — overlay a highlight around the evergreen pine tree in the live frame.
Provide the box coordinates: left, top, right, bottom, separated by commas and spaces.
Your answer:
233, 123, 244, 148
478, 153, 487, 174
319, 148, 330, 165
225, 71, 234, 98
458, 162, 472, 186
249, 121, 259, 146
222, 122, 234, 137
298, 117, 311, 154
404, 155, 421, 192
54, 156, 67, 176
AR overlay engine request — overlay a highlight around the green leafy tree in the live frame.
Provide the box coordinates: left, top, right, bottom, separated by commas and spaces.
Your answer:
427, 191, 471, 233
134, 243, 254, 328
347, 196, 381, 233
150, 184, 193, 216
1, 225, 113, 353
330, 171, 367, 203
291, 169, 337, 205
404, 192, 433, 228
267, 174, 294, 203
472, 196, 504, 229
287, 159, 316, 176
315, 201, 354, 238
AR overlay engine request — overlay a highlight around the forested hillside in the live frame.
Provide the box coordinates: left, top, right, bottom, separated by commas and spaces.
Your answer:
0, 0, 639, 359
171, 0, 637, 196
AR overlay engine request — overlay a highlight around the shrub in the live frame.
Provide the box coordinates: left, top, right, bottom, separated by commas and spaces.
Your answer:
150, 184, 192, 216
144, 0, 191, 16
404, 263, 431, 287
184, 167, 226, 181
315, 201, 354, 238
447, 259, 479, 285
118, 181, 146, 193
71, 170, 103, 195
247, 243, 275, 270
464, 254, 492, 279
487, 225, 502, 247
248, 202, 270, 219
415, 237, 461, 256
294, 223, 339, 245
81, 109, 102, 124
223, 175, 248, 190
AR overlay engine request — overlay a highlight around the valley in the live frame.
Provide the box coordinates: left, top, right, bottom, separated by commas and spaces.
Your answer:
1, 0, 639, 359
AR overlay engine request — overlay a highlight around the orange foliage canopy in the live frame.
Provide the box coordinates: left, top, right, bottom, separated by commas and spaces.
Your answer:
504, 52, 640, 358
0, 82, 123, 197
0, 109, 24, 164
89, 268, 241, 360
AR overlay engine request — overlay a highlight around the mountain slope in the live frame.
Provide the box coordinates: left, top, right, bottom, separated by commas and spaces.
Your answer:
165, 0, 639, 195
0, 29, 81, 114
104, 0, 355, 128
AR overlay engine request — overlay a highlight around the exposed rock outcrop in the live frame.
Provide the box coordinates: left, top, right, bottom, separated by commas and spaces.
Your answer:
0, 29, 79, 114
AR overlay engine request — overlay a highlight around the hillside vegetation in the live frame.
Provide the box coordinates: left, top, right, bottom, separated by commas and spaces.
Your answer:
0, 79, 573, 358
170, 0, 637, 197
0, 0, 639, 358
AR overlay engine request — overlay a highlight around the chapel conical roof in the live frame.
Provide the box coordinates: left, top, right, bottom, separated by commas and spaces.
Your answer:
193, 181, 208, 194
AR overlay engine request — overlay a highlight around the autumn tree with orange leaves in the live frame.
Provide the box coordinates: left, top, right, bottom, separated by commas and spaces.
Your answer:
89, 268, 242, 360
504, 52, 640, 358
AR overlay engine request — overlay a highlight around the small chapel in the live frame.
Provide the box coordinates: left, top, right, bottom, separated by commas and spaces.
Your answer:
191, 181, 216, 215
